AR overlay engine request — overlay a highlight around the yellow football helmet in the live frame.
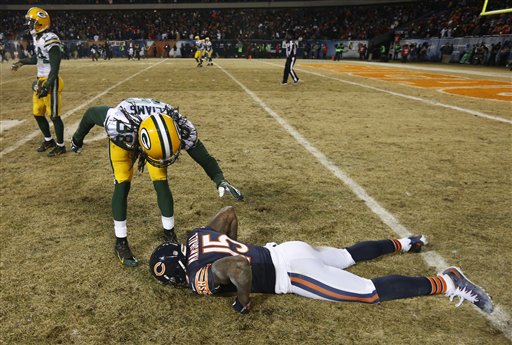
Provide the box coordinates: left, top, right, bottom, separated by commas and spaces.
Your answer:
25, 7, 51, 35
195, 35, 200, 40
138, 114, 181, 168
205, 37, 210, 42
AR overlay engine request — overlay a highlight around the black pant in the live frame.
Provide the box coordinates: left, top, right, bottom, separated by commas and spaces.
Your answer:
282, 56, 299, 83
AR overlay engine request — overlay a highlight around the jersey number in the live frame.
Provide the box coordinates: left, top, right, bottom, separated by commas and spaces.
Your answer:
37, 47, 50, 63
202, 234, 249, 256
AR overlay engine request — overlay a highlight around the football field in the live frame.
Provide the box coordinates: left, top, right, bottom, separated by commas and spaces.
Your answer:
1, 58, 511, 344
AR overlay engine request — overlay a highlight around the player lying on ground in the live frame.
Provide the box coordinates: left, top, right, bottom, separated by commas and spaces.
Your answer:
150, 206, 493, 314
71, 98, 243, 266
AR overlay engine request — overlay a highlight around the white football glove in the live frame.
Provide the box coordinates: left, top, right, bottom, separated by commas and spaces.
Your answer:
218, 181, 244, 201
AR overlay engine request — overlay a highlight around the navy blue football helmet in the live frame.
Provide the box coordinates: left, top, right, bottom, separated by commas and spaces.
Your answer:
149, 242, 187, 286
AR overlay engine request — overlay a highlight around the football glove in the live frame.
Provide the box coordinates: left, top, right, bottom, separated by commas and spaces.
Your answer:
218, 181, 244, 201
71, 138, 82, 154
232, 298, 251, 314
11, 61, 22, 71
37, 84, 49, 98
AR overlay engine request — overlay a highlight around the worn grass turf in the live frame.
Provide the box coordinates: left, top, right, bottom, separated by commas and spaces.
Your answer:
1, 59, 511, 344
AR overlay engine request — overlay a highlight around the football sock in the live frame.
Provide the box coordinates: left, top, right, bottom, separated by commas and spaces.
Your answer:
153, 180, 174, 217
346, 240, 396, 262
51, 116, 65, 144
112, 182, 131, 221
395, 237, 415, 252
34, 116, 51, 138
372, 275, 430, 301
162, 216, 175, 231
372, 275, 451, 302
114, 220, 127, 239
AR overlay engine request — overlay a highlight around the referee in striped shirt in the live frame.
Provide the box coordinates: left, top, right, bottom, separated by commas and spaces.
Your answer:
282, 34, 300, 85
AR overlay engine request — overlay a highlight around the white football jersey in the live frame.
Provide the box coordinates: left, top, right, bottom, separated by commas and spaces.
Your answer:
104, 98, 197, 151
205, 41, 212, 51
33, 31, 61, 77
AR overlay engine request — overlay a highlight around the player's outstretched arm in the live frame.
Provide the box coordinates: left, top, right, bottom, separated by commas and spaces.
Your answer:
212, 255, 252, 314
11, 55, 37, 71
71, 106, 110, 153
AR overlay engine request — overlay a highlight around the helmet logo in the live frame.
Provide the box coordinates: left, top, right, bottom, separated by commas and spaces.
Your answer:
153, 262, 166, 276
37, 11, 47, 18
140, 128, 151, 150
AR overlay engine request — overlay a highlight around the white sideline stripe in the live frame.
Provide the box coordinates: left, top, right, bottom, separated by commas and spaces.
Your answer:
257, 60, 512, 125
0, 59, 167, 159
216, 62, 512, 341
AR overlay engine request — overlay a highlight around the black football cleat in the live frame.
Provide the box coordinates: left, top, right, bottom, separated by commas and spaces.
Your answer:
407, 234, 427, 253
36, 139, 56, 152
163, 228, 178, 243
47, 145, 66, 157
115, 239, 138, 267
443, 266, 494, 313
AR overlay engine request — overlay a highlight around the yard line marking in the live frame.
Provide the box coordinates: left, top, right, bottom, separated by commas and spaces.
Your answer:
0, 120, 25, 134
216, 62, 512, 341
1, 62, 100, 85
0, 59, 167, 158
257, 60, 512, 125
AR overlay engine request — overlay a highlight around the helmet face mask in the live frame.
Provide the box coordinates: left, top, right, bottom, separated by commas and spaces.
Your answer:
138, 113, 181, 168
25, 7, 50, 35
150, 242, 188, 287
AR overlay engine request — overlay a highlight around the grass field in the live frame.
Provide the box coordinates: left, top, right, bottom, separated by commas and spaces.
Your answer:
1, 58, 511, 345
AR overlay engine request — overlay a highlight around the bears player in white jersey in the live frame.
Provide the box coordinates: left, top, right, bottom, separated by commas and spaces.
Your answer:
70, 98, 244, 266
150, 206, 493, 315
11, 7, 66, 157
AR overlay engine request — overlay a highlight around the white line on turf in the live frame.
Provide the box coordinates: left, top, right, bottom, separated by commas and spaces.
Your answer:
0, 59, 167, 159
257, 60, 512, 125
216, 62, 512, 341
1, 62, 103, 85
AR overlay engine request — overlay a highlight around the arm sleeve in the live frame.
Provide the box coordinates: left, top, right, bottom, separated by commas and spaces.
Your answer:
19, 54, 37, 65
186, 139, 225, 186
46, 46, 61, 86
72, 106, 110, 146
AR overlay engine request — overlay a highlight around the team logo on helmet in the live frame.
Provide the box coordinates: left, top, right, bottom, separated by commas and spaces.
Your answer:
140, 128, 151, 150
153, 262, 166, 277
37, 11, 47, 18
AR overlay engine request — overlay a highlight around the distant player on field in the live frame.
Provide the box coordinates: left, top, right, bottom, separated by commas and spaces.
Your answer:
11, 7, 66, 157
204, 37, 213, 66
150, 206, 494, 315
194, 36, 204, 67
70, 98, 244, 267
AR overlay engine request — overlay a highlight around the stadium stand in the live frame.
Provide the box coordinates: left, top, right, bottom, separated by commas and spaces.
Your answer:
0, 0, 510, 65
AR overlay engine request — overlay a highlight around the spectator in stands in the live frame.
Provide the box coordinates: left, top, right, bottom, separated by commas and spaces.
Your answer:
401, 44, 410, 63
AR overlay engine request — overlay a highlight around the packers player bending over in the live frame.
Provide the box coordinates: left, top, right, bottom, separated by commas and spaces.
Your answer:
71, 98, 243, 267
11, 7, 66, 157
